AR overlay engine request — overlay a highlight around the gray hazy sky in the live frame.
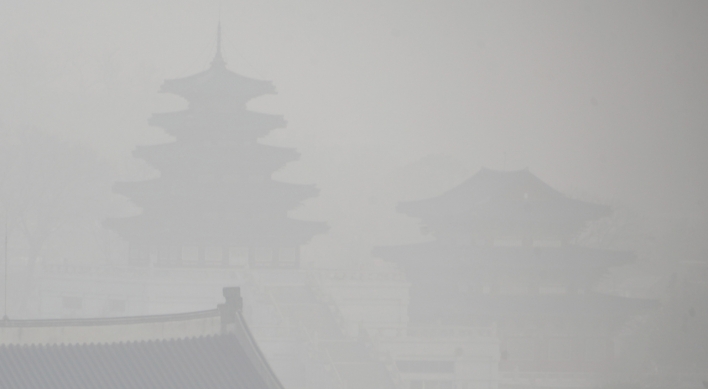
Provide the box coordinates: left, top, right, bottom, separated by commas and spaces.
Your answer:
1, 0, 707, 231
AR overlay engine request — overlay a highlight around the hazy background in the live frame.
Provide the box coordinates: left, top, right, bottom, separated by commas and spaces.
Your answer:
1, 0, 707, 265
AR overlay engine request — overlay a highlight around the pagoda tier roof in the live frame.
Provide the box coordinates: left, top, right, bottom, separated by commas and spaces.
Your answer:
149, 110, 285, 142
373, 242, 634, 269
132, 142, 299, 176
407, 293, 657, 324
113, 178, 318, 212
160, 63, 276, 104
399, 168, 610, 225
105, 213, 327, 247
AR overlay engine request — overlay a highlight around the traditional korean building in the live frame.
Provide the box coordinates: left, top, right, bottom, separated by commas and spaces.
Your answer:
26, 263, 402, 389
0, 287, 284, 389
373, 168, 655, 389
106, 24, 326, 268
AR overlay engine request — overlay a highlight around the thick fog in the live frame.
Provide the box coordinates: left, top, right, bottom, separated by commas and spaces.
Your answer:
3, 1, 707, 214
0, 1, 707, 389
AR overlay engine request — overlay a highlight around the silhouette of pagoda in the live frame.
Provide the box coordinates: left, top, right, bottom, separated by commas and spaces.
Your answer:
108, 25, 326, 268
374, 168, 655, 385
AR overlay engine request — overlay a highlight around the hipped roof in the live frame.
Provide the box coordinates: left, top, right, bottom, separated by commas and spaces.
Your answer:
398, 168, 610, 224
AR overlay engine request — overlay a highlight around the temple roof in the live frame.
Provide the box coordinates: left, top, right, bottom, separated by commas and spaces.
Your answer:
160, 64, 275, 104
107, 212, 327, 247
160, 23, 275, 102
398, 168, 610, 225
148, 110, 286, 142
373, 242, 634, 268
0, 287, 283, 389
131, 141, 299, 175
113, 179, 318, 213
0, 335, 276, 389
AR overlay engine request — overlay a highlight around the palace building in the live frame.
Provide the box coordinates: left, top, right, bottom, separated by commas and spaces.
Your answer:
374, 168, 655, 388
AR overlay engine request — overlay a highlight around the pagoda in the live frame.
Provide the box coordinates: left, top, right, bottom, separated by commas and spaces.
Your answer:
373, 168, 655, 387
107, 25, 326, 268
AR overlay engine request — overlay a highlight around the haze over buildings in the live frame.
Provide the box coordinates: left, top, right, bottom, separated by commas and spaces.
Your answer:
0, 1, 707, 388
1, 1, 707, 226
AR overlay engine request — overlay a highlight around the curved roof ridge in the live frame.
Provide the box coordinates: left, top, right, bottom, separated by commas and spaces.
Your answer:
0, 308, 220, 329
398, 167, 610, 222
0, 333, 229, 349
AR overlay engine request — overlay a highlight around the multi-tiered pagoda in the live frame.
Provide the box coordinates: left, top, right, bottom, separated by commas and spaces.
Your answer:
374, 168, 654, 387
108, 26, 326, 268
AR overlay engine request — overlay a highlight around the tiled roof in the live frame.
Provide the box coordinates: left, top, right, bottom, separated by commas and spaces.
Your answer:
0, 287, 283, 389
0, 334, 271, 389
373, 242, 634, 267
398, 168, 610, 223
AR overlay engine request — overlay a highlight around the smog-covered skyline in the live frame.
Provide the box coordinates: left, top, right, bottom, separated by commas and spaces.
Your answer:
1, 2, 708, 387
2, 1, 707, 224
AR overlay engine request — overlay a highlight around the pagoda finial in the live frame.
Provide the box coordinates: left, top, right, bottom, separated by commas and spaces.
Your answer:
211, 20, 226, 68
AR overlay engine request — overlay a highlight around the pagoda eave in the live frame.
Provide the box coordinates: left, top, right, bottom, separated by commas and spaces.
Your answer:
149, 110, 286, 136
160, 65, 276, 102
106, 216, 327, 247
132, 142, 299, 175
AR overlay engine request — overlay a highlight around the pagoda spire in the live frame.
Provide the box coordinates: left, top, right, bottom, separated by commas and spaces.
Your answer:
211, 21, 226, 68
